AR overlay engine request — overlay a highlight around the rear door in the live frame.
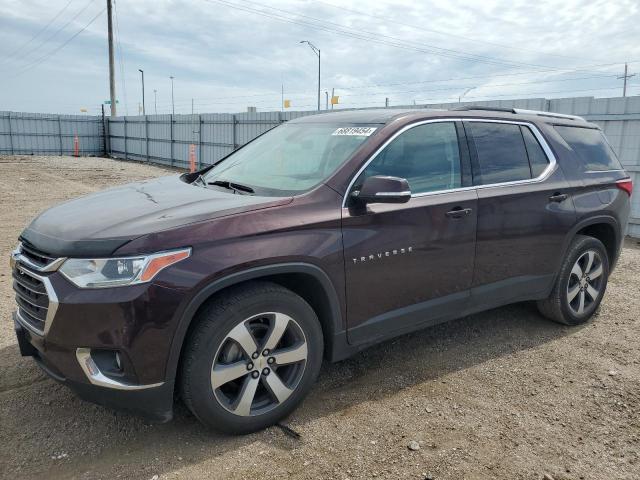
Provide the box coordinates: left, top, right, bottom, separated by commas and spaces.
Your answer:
342, 120, 477, 344
464, 120, 576, 307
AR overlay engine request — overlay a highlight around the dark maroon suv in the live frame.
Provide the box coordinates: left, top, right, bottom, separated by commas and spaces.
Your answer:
12, 107, 632, 433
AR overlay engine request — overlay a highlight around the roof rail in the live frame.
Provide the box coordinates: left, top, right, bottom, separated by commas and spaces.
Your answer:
512, 108, 585, 122
451, 105, 516, 113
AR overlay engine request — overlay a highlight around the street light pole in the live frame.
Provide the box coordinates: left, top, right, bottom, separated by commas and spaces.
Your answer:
169, 76, 175, 115
153, 89, 157, 114
300, 40, 320, 111
138, 69, 145, 115
459, 87, 475, 103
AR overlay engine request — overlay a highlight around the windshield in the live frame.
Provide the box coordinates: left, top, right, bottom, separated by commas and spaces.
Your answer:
203, 123, 379, 196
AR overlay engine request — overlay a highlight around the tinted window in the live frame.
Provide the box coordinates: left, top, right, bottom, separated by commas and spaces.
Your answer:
521, 126, 550, 177
555, 126, 622, 171
356, 122, 461, 194
467, 122, 531, 184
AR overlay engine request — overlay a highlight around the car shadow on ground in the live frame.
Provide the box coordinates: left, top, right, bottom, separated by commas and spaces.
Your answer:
0, 301, 581, 478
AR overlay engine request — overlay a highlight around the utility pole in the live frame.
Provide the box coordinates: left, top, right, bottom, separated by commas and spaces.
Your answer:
618, 63, 636, 97
331, 87, 335, 110
325, 91, 329, 110
300, 40, 321, 111
138, 69, 145, 115
153, 89, 157, 114
385, 97, 389, 108
169, 76, 175, 114
106, 0, 117, 116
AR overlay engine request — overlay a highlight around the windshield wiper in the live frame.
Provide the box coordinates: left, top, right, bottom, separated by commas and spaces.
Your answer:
207, 179, 255, 194
193, 174, 207, 187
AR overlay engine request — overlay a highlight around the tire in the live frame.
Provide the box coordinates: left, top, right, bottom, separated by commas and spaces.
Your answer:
537, 234, 610, 326
180, 281, 323, 434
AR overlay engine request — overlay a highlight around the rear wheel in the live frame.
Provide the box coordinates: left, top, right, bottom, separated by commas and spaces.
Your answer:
537, 235, 609, 325
180, 282, 323, 434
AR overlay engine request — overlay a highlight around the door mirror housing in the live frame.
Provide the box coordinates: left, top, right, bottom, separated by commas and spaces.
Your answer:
352, 175, 411, 204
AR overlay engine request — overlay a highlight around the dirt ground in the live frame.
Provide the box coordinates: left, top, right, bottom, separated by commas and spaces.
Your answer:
1, 155, 639, 480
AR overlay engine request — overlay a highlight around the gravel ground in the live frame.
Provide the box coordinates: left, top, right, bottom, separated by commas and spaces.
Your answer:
1, 155, 639, 480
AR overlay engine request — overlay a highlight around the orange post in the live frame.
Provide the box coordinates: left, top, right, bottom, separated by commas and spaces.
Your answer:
189, 143, 196, 173
73, 134, 79, 157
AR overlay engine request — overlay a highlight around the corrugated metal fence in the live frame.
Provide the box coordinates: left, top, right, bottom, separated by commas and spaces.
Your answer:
1, 96, 638, 236
0, 111, 105, 156
107, 111, 316, 168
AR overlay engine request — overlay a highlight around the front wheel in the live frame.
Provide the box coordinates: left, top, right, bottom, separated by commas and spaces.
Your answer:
537, 235, 610, 326
180, 282, 323, 434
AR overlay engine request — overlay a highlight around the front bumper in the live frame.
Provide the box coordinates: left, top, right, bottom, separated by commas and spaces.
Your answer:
11, 253, 189, 422
14, 313, 175, 422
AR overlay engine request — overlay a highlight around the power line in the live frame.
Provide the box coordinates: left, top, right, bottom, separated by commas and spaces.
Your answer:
204, 0, 557, 70
7, 6, 107, 80
310, 0, 607, 64
126, 70, 626, 109
0, 0, 75, 64
339, 74, 621, 98
235, 0, 554, 69
7, 0, 97, 66
332, 64, 633, 90
411, 85, 626, 104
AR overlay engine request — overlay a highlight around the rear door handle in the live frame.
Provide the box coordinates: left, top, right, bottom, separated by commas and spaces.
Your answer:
445, 207, 473, 218
549, 193, 568, 203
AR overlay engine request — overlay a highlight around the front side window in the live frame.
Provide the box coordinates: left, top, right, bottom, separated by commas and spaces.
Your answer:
354, 122, 462, 195
466, 122, 531, 185
554, 126, 623, 171
204, 123, 379, 195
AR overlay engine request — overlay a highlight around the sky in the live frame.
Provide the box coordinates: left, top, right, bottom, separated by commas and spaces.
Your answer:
0, 0, 639, 115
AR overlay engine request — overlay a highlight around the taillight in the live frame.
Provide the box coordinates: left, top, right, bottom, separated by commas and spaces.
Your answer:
616, 179, 633, 196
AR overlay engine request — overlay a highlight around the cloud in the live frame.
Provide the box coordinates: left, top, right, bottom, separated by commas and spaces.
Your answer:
0, 0, 638, 114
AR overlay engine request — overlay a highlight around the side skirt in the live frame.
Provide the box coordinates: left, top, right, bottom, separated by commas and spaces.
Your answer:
336, 274, 554, 362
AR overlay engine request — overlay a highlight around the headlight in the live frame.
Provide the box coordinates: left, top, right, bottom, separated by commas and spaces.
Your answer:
59, 248, 191, 288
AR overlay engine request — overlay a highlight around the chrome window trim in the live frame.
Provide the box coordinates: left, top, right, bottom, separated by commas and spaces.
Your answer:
584, 169, 627, 174
76, 348, 164, 390
341, 118, 558, 207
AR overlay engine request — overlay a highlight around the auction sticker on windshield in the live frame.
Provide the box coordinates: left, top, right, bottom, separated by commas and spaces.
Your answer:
332, 127, 377, 136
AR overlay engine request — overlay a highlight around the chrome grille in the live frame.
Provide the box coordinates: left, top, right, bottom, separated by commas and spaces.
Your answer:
13, 265, 49, 333
20, 242, 59, 270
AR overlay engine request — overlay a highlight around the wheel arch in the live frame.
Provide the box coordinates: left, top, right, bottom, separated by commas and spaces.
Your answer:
562, 215, 621, 270
165, 263, 347, 387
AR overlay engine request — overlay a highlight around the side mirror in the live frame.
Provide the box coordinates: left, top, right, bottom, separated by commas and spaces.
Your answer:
352, 175, 411, 204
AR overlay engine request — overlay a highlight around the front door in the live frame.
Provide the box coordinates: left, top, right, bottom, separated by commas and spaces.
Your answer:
342, 120, 478, 344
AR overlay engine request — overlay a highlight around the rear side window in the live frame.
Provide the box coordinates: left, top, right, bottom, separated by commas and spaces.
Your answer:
466, 122, 531, 184
554, 126, 622, 171
521, 126, 550, 177
356, 122, 462, 195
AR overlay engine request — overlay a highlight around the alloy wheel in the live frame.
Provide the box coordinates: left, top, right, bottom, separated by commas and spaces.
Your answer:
211, 312, 308, 417
566, 249, 604, 316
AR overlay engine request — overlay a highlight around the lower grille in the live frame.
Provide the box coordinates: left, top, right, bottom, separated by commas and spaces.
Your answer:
13, 266, 49, 333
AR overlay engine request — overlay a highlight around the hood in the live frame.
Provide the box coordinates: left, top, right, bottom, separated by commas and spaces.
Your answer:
21, 175, 291, 257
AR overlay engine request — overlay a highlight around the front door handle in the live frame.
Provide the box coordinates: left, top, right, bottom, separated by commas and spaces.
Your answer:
549, 192, 568, 203
445, 207, 473, 218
